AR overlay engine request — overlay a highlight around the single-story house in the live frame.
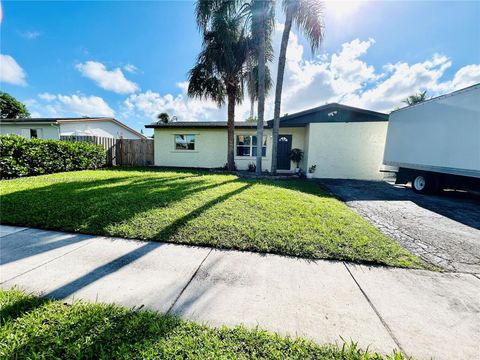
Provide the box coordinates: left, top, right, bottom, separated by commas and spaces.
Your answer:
145, 103, 389, 180
0, 117, 145, 140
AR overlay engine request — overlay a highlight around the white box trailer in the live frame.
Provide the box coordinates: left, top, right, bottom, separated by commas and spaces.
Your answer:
383, 83, 480, 193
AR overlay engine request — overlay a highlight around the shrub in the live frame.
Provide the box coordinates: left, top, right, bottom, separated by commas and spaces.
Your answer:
0, 134, 106, 179
289, 148, 304, 168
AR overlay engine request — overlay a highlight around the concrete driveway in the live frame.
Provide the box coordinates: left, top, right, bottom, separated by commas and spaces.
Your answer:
318, 179, 480, 274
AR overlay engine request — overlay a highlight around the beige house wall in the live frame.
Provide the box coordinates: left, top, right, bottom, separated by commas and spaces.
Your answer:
153, 128, 228, 168
153, 122, 386, 179
153, 126, 306, 171
305, 122, 388, 179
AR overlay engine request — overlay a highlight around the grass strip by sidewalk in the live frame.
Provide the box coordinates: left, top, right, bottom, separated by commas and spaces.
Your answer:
0, 289, 409, 359
0, 168, 427, 269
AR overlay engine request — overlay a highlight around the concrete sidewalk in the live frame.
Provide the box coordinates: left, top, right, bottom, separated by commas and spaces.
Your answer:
1, 225, 479, 360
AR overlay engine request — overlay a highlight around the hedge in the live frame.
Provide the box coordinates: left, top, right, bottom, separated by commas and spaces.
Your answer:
0, 134, 106, 179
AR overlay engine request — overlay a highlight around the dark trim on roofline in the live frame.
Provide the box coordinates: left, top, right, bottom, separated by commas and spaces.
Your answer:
145, 103, 388, 129
0, 117, 113, 122
267, 103, 388, 127
0, 118, 58, 124
279, 103, 387, 122
145, 121, 265, 129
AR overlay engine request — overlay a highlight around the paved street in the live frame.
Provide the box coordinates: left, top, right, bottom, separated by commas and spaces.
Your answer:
1, 225, 479, 360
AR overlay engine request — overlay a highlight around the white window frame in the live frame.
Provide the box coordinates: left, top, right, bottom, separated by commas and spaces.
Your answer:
21, 128, 43, 139
174, 134, 196, 151
236, 135, 266, 157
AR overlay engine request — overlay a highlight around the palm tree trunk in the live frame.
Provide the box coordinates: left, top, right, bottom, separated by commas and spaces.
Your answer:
255, 4, 266, 176
271, 7, 293, 175
227, 90, 235, 171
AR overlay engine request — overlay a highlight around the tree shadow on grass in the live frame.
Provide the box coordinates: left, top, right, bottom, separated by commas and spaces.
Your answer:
2, 294, 183, 359
42, 183, 252, 300
0, 289, 46, 325
156, 183, 253, 243
0, 173, 239, 236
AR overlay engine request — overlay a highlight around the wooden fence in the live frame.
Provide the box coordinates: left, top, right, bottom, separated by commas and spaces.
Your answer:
60, 135, 154, 167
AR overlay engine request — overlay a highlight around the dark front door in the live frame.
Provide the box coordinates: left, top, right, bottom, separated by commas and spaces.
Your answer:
277, 135, 292, 170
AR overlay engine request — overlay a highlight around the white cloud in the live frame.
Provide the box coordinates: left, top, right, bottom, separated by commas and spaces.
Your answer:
112, 26, 480, 123
20, 30, 41, 40
124, 64, 138, 73
274, 27, 480, 113
76, 61, 139, 94
30, 93, 115, 117
57, 94, 115, 116
0, 54, 27, 86
435, 64, 480, 93
38, 92, 57, 101
123, 85, 235, 123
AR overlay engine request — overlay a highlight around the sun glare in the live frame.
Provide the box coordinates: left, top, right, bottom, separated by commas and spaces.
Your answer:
324, 0, 365, 21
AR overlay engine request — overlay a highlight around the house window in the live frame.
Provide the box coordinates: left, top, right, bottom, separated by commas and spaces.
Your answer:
236, 135, 266, 157
21, 128, 42, 139
175, 134, 195, 150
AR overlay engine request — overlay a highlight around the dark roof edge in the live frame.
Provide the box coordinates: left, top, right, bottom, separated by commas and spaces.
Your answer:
1, 117, 113, 122
145, 103, 388, 129
146, 121, 266, 129
273, 103, 388, 123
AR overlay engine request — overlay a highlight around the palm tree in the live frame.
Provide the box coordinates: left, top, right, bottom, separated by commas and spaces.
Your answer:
249, 0, 275, 175
271, 0, 324, 174
189, 7, 250, 171
194, 0, 274, 174
403, 90, 428, 106
245, 63, 273, 121
157, 112, 177, 124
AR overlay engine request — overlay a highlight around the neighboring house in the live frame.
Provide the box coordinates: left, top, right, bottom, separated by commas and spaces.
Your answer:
145, 103, 389, 180
0, 117, 145, 140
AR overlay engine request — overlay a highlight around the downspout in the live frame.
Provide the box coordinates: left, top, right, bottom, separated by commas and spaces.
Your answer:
51, 122, 61, 139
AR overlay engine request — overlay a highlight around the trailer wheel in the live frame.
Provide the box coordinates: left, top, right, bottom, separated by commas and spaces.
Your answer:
412, 173, 438, 194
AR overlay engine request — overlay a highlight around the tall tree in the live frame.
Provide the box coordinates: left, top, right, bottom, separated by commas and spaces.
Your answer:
249, 0, 275, 175
0, 92, 30, 119
271, 0, 324, 174
403, 90, 428, 106
189, 5, 250, 171
194, 0, 274, 173
245, 63, 273, 121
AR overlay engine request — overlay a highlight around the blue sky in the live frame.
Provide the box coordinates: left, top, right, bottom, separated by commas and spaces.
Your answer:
1, 0, 479, 135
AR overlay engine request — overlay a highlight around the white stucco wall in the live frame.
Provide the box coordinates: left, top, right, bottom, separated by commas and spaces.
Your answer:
59, 121, 141, 139
154, 128, 228, 168
306, 122, 388, 180
153, 126, 306, 171
0, 124, 60, 139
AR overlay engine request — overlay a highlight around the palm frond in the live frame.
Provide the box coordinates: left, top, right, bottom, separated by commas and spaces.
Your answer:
188, 62, 226, 106
287, 0, 325, 53
245, 63, 273, 102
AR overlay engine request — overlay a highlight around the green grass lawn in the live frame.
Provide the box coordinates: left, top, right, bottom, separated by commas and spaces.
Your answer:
0, 289, 408, 359
0, 167, 425, 268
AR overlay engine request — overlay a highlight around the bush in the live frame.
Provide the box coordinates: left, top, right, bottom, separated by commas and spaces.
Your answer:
0, 134, 106, 179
